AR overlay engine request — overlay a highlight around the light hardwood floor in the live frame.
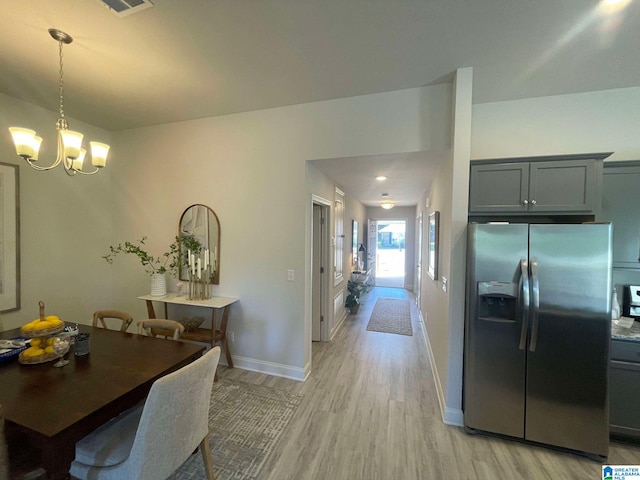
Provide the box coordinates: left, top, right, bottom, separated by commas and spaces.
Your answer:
219, 287, 640, 479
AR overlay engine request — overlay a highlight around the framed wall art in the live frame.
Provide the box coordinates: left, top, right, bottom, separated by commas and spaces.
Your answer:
427, 211, 439, 281
0, 162, 19, 312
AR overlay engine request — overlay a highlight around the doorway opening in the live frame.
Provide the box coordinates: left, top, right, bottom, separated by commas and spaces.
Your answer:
375, 220, 406, 288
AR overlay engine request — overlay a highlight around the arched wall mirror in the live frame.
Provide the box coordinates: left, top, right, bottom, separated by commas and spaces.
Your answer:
179, 204, 221, 284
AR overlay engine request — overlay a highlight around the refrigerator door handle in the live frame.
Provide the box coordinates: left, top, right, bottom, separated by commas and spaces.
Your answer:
518, 258, 530, 350
529, 259, 540, 352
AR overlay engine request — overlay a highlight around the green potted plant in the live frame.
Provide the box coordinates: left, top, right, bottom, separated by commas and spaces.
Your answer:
345, 279, 361, 314
103, 236, 181, 296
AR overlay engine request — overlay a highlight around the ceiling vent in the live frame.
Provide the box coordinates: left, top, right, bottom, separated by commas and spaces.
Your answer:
97, 0, 154, 17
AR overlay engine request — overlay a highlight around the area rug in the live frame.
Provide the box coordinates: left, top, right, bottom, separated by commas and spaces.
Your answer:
366, 297, 413, 336
169, 379, 304, 480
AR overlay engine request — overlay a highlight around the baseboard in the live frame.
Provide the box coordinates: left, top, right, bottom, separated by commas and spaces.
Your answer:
230, 354, 307, 381
419, 311, 455, 426
444, 407, 464, 427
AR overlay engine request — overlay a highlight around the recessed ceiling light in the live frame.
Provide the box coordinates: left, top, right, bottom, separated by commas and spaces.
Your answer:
376, 176, 387, 181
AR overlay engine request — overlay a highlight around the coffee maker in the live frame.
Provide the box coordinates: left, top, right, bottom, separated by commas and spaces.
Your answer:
622, 285, 640, 318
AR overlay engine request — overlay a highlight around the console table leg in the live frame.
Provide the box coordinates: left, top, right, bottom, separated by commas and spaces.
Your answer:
218, 306, 233, 368
145, 300, 157, 319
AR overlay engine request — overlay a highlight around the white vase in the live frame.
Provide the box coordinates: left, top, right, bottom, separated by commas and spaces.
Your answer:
150, 273, 167, 296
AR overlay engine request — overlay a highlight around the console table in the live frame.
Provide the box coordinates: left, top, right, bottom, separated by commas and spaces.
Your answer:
138, 293, 239, 370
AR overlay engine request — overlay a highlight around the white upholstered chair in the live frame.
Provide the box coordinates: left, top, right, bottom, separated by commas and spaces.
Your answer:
69, 346, 221, 480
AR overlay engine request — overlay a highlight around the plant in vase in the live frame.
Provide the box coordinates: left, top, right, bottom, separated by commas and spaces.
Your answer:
345, 279, 361, 314
103, 236, 181, 296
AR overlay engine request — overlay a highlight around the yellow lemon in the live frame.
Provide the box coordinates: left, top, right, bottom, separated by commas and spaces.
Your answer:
46, 337, 54, 346
44, 346, 54, 354
33, 321, 53, 330
30, 338, 42, 347
22, 346, 45, 357
22, 320, 40, 331
45, 315, 63, 326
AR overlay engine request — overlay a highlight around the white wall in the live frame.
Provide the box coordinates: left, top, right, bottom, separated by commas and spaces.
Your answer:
0, 94, 112, 328
472, 86, 640, 161
417, 68, 472, 426
111, 85, 453, 380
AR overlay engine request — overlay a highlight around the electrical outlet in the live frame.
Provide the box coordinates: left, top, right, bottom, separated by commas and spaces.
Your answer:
287, 269, 295, 281
442, 276, 448, 293
228, 331, 234, 343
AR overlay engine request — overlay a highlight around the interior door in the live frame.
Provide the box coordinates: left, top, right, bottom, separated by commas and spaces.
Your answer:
312, 204, 324, 341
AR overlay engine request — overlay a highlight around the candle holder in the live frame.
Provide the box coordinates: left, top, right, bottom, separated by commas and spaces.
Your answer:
187, 266, 211, 300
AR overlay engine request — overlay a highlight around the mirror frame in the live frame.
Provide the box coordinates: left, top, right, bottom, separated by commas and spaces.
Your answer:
178, 204, 221, 284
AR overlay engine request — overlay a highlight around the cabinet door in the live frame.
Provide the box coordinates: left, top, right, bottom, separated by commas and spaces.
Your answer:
528, 159, 598, 213
469, 163, 529, 214
598, 164, 640, 268
610, 361, 640, 438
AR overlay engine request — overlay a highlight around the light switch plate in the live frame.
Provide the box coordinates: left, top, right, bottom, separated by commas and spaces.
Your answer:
287, 270, 295, 281
442, 276, 448, 292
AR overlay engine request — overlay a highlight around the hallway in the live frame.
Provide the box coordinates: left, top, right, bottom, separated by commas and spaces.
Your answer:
220, 287, 640, 479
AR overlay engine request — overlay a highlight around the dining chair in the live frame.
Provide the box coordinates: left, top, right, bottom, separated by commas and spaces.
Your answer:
70, 346, 221, 480
92, 310, 134, 332
137, 319, 184, 340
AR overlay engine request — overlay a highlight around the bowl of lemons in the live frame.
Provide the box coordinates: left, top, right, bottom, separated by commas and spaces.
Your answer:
18, 300, 65, 365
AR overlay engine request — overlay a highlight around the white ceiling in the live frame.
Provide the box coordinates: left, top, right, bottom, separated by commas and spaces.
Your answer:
1, 0, 638, 206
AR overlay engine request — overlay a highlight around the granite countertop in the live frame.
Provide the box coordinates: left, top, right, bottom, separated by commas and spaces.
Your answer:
611, 317, 640, 342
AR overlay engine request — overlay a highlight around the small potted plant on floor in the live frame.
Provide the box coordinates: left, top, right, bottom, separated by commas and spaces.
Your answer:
345, 280, 361, 314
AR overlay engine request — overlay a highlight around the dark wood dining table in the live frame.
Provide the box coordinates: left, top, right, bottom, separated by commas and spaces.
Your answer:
0, 325, 205, 479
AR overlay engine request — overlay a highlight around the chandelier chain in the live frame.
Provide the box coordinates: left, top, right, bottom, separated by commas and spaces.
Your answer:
58, 39, 65, 119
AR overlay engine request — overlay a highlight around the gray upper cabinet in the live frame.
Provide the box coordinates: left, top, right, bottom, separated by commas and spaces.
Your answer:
469, 153, 611, 215
597, 161, 640, 269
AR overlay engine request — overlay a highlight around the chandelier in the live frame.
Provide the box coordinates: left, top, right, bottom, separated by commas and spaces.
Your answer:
8, 29, 110, 176
381, 193, 395, 210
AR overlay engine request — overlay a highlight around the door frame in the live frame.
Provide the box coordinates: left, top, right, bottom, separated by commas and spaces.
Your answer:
311, 194, 332, 342
416, 212, 423, 310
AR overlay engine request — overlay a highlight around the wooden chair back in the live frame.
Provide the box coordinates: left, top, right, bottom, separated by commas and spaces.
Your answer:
92, 310, 134, 332
137, 319, 184, 340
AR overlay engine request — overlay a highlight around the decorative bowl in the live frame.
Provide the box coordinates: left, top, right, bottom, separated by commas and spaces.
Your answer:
179, 317, 204, 332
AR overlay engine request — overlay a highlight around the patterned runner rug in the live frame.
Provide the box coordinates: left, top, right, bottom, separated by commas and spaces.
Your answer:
366, 297, 413, 336
169, 379, 304, 480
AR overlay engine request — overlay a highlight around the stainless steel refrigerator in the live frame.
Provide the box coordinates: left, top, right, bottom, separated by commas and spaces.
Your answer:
464, 223, 612, 459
